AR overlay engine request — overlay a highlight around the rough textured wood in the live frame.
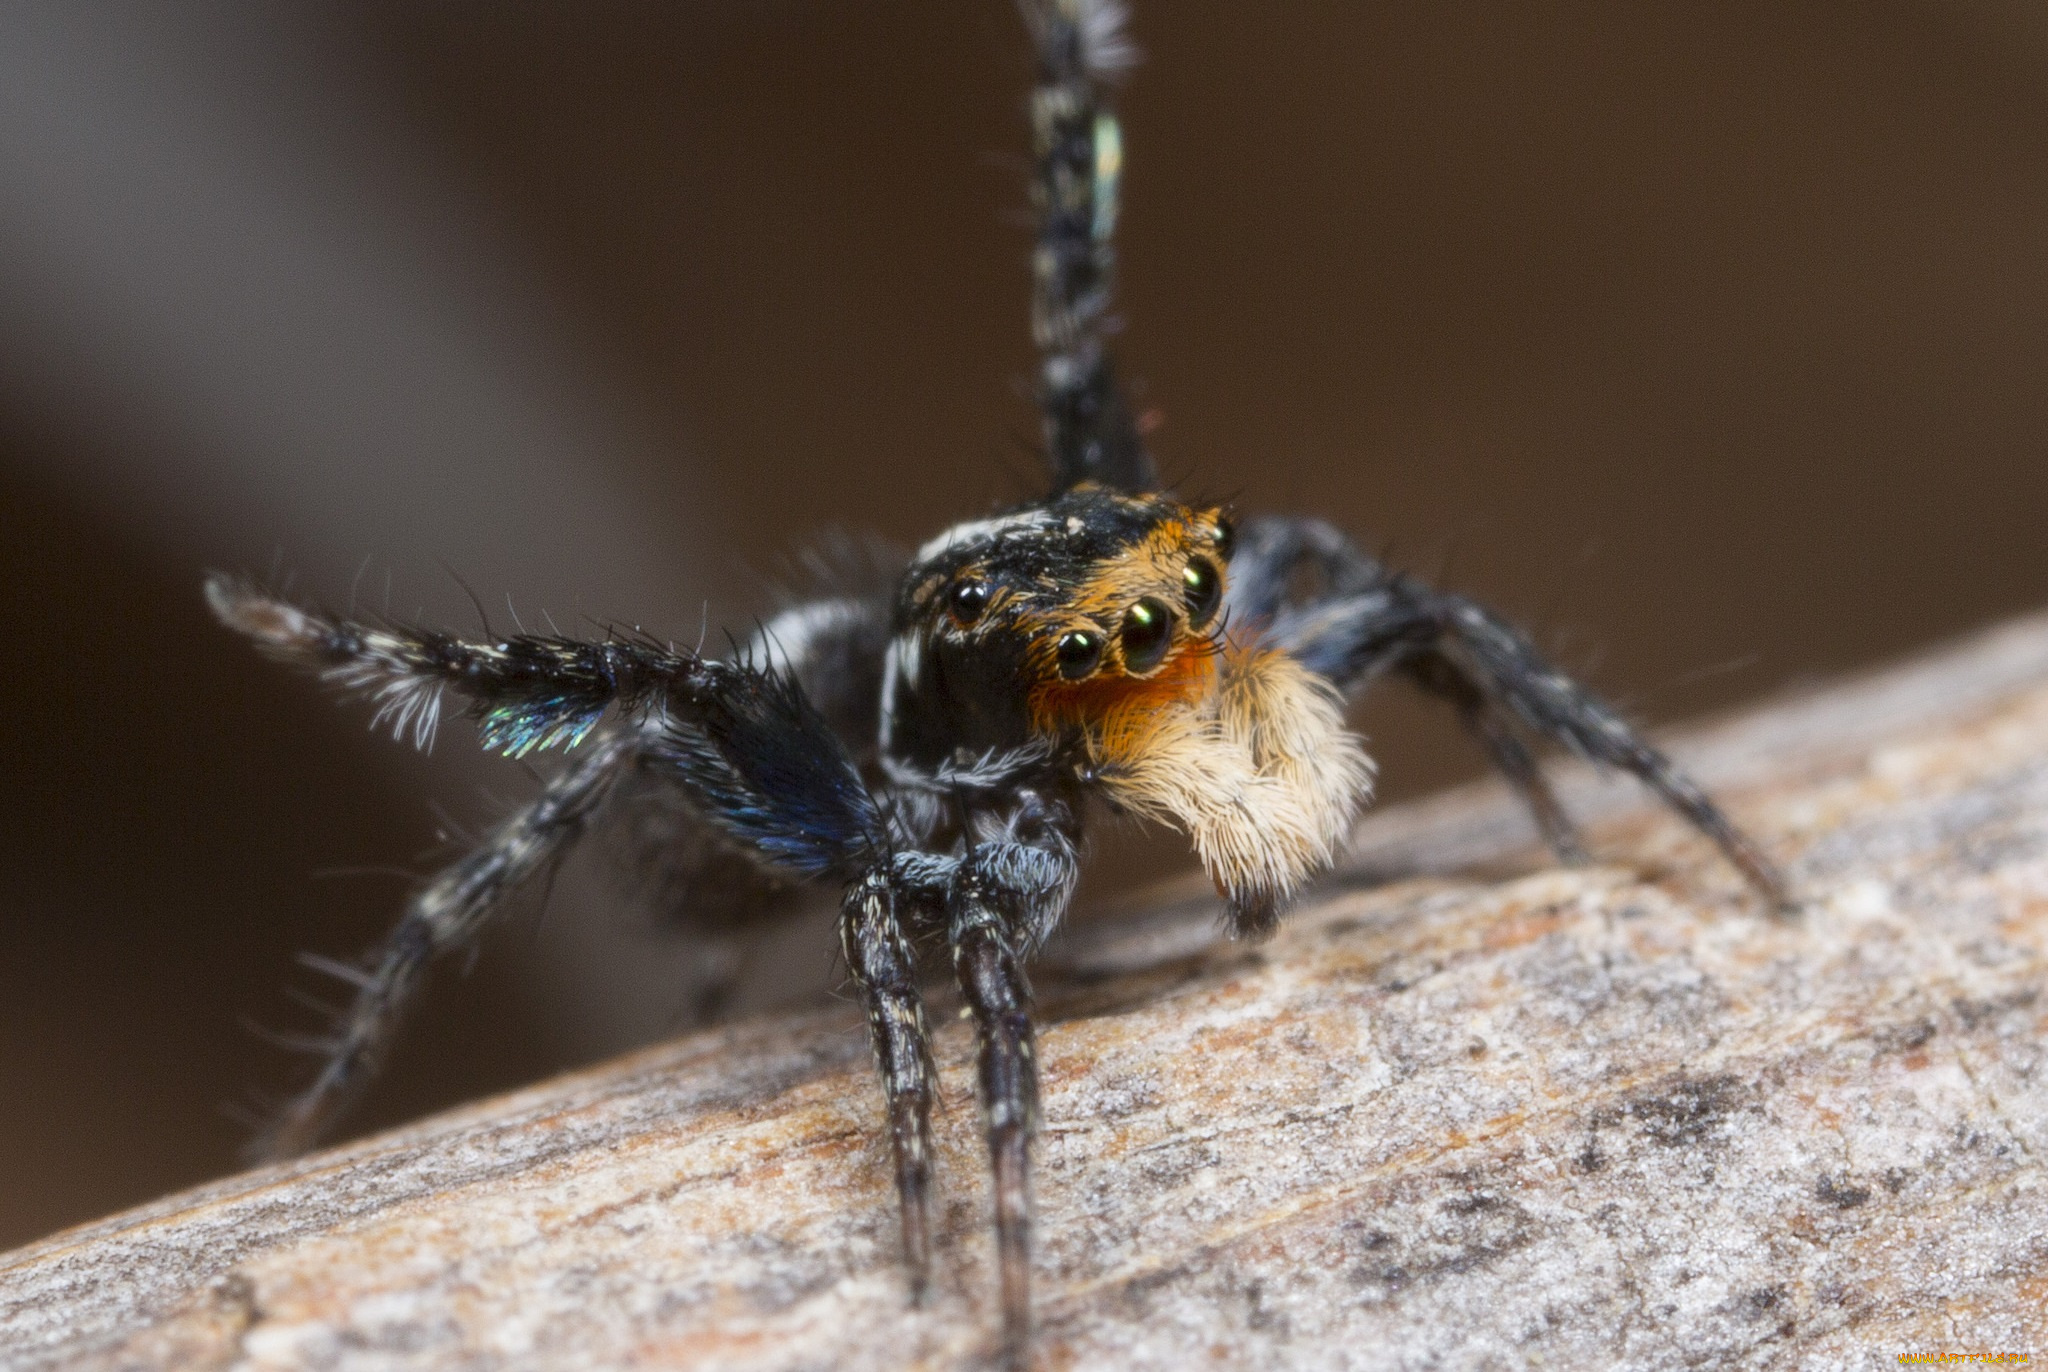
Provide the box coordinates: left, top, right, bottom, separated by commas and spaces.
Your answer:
8, 616, 2048, 1370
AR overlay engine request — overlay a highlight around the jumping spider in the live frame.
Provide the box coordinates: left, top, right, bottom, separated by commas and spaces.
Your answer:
208, 0, 1785, 1359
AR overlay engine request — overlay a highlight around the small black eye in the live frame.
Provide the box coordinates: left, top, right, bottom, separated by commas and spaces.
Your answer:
1119, 597, 1174, 674
1212, 515, 1236, 562
1181, 558, 1221, 626
1055, 629, 1103, 679
948, 579, 989, 625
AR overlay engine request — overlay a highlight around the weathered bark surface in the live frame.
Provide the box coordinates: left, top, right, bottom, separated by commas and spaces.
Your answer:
7, 616, 2048, 1371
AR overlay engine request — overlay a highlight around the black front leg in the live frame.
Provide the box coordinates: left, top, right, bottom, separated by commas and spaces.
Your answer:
950, 868, 1039, 1359
1406, 653, 1592, 867
840, 868, 939, 1297
1232, 517, 1788, 906
884, 817, 1074, 1364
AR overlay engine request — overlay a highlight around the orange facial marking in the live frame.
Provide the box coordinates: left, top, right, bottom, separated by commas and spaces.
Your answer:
1027, 640, 1217, 738
1066, 517, 1200, 627
1024, 505, 1229, 738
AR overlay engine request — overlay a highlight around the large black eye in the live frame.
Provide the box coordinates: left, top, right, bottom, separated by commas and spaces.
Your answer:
1119, 597, 1174, 674
1181, 557, 1221, 627
1212, 515, 1236, 562
948, 579, 989, 625
1056, 629, 1103, 679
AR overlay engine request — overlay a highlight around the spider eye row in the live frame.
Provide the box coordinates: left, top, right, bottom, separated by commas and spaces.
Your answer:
1058, 559, 1220, 680
944, 541, 1227, 682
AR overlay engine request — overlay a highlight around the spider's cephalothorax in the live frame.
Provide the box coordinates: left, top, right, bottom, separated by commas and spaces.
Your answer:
884, 483, 1373, 936
207, 0, 1787, 1360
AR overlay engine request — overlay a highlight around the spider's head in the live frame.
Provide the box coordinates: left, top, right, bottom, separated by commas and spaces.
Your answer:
884, 484, 1234, 759
886, 483, 1372, 934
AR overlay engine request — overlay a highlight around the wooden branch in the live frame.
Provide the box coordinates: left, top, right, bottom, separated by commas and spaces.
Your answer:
9, 616, 2048, 1369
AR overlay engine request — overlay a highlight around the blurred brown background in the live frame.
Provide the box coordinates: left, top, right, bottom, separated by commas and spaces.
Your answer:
3, 0, 2045, 1251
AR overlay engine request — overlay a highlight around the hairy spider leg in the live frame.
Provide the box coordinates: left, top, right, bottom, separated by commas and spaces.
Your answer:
1223, 516, 1586, 861
839, 869, 940, 1295
203, 573, 706, 759
949, 866, 1041, 1357
1225, 517, 1790, 907
876, 822, 1075, 1360
208, 575, 1090, 1347
256, 733, 633, 1160
665, 670, 1082, 1347
955, 790, 1080, 1352
840, 817, 1079, 1336
205, 578, 913, 1141
1024, 0, 1156, 495
1443, 687, 1593, 866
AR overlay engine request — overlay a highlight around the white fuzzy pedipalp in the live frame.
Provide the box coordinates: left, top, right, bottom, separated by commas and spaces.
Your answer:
1090, 648, 1374, 924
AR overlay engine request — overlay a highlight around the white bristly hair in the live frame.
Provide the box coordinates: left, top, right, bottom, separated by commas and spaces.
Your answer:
1090, 648, 1375, 920
1076, 0, 1137, 77
912, 510, 1058, 565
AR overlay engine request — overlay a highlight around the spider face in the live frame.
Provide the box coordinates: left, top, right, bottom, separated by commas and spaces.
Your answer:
882, 484, 1233, 765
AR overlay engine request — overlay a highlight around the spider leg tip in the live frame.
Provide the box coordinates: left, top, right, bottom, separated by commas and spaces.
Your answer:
996, 1296, 1033, 1371
901, 1203, 934, 1303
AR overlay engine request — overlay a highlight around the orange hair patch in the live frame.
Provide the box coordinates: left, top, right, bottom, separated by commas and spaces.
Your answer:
1027, 639, 1217, 737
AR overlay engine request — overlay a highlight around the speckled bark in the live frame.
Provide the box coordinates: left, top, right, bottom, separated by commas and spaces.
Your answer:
7, 615, 2048, 1371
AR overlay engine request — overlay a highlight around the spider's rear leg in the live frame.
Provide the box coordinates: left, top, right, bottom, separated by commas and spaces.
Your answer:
1425, 593, 1784, 904
1241, 521, 1788, 907
257, 733, 632, 1159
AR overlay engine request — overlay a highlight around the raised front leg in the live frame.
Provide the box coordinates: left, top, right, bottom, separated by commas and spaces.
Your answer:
1022, 0, 1154, 493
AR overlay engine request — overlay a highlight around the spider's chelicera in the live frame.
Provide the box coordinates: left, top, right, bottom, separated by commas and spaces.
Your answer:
207, 0, 1785, 1357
